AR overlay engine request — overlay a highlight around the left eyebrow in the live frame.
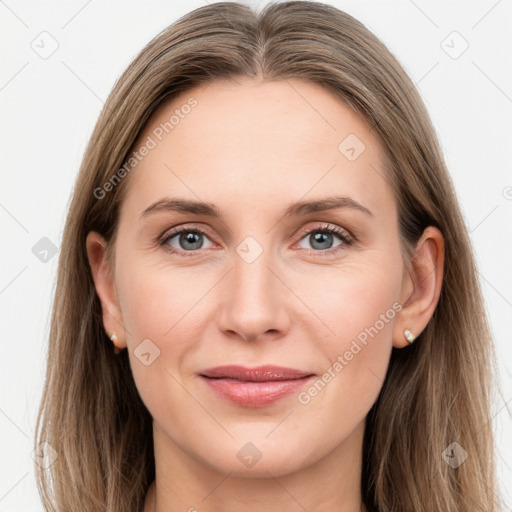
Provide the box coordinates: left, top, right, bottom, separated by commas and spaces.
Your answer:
282, 196, 373, 217
140, 195, 373, 219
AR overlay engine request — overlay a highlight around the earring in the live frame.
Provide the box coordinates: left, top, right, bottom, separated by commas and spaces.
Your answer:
109, 332, 122, 354
404, 328, 416, 344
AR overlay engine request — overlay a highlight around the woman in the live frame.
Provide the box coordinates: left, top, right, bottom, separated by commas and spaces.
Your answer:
34, 1, 498, 511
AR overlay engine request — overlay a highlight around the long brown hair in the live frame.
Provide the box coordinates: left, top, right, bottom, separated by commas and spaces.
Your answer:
34, 2, 499, 510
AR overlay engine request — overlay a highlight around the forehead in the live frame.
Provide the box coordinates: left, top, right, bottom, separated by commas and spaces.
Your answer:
120, 78, 393, 221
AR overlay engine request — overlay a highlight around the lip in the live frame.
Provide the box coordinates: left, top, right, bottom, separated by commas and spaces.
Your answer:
199, 365, 315, 407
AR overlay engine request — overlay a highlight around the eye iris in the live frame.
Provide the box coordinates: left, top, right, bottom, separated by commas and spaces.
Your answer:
180, 232, 203, 250
310, 231, 333, 250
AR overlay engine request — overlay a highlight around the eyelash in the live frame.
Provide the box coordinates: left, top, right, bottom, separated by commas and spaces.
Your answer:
157, 223, 355, 257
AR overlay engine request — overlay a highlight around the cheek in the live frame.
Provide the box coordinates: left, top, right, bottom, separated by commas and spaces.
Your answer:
114, 254, 218, 392
115, 264, 202, 422
305, 256, 401, 344
300, 259, 401, 406
116, 254, 205, 340
119, 275, 170, 341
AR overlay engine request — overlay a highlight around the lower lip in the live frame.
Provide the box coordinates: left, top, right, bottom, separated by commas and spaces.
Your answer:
201, 376, 313, 407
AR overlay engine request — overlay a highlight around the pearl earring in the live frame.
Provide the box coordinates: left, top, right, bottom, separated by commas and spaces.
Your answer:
404, 328, 416, 344
109, 332, 122, 354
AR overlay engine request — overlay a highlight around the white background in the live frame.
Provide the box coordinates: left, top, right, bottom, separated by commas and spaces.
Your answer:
1, 0, 511, 509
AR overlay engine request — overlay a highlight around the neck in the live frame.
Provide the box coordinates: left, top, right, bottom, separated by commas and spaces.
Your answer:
144, 420, 366, 512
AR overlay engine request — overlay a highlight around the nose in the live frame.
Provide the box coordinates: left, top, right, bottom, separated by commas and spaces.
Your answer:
217, 244, 291, 342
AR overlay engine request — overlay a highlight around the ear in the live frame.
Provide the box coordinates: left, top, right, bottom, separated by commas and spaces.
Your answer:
393, 226, 445, 348
85, 231, 127, 349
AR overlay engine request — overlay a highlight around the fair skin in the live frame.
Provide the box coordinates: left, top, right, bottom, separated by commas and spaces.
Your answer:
86, 78, 444, 512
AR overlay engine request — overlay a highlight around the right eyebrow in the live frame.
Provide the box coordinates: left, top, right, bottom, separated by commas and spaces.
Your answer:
140, 198, 224, 220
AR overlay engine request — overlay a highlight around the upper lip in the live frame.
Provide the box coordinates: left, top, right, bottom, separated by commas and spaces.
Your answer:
200, 365, 314, 382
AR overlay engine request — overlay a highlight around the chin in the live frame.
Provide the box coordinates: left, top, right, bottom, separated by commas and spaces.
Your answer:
198, 437, 316, 478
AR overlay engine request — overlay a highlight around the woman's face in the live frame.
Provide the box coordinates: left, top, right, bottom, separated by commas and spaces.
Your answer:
92, 78, 414, 477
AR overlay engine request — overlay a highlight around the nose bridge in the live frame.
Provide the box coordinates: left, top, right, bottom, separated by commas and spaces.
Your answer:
217, 234, 288, 340
234, 241, 274, 298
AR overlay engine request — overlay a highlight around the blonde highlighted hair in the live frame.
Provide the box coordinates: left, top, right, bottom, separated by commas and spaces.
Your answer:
35, 2, 498, 510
